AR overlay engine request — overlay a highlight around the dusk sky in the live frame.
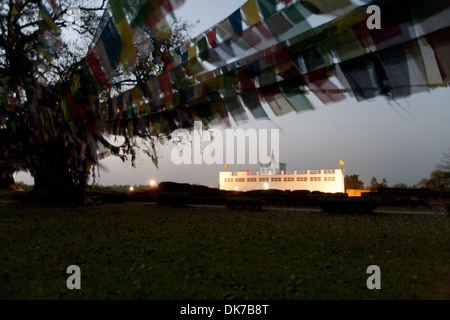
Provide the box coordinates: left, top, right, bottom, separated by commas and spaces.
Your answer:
15, 0, 450, 189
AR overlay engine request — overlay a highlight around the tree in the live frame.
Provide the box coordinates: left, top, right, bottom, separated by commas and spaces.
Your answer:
344, 174, 365, 190
418, 170, 450, 192
418, 150, 450, 192
0, 1, 192, 203
436, 149, 450, 172
1, 0, 104, 199
369, 177, 378, 190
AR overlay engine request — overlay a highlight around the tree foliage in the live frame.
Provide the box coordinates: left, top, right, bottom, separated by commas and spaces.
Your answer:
369, 176, 388, 190
418, 149, 450, 192
0, 1, 193, 202
344, 174, 365, 190
1, 1, 108, 195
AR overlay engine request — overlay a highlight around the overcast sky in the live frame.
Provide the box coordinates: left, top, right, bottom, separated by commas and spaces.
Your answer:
15, 0, 450, 188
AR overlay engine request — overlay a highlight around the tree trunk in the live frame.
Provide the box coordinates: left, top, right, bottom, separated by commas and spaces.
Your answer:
25, 140, 87, 205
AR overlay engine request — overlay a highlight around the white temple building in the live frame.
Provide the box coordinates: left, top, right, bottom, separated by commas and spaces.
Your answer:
219, 158, 345, 193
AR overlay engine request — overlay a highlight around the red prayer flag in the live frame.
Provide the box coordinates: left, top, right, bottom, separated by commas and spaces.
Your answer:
207, 28, 218, 48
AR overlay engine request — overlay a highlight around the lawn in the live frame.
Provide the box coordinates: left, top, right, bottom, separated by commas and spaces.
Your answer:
0, 197, 449, 300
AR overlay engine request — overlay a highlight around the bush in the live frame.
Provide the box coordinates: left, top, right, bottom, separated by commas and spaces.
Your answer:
319, 198, 378, 214
226, 197, 264, 211
156, 192, 189, 207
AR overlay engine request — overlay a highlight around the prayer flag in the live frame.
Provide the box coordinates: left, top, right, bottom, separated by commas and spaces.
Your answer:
228, 9, 243, 35
241, 0, 261, 27
207, 28, 218, 48
300, 0, 352, 14
257, 0, 277, 19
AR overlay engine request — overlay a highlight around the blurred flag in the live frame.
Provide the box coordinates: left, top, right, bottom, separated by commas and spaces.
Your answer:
248, 170, 252, 173
342, 168, 346, 172
224, 164, 229, 168
339, 160, 345, 165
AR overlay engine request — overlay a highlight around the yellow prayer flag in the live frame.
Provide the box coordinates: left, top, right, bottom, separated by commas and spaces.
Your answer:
266, 93, 294, 117
241, 0, 261, 27
334, 7, 368, 33
131, 87, 145, 110
74, 73, 81, 92
339, 160, 345, 165
128, 120, 134, 137
118, 19, 137, 63
39, 8, 60, 34
37, 47, 54, 62
188, 44, 198, 60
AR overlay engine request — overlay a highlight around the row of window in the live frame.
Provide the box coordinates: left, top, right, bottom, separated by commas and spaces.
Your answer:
224, 177, 337, 183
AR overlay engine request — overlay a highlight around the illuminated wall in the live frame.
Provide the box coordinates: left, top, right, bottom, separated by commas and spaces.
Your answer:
219, 169, 345, 193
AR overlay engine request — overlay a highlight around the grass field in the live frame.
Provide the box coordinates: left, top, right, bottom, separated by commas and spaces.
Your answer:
1, 194, 449, 300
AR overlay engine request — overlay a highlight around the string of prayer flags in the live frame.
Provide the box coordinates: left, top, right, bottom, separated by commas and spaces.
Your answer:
3, 0, 450, 173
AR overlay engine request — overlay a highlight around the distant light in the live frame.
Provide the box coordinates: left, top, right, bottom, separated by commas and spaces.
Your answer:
234, 186, 238, 191
129, 186, 134, 191
150, 180, 156, 186
264, 182, 269, 190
